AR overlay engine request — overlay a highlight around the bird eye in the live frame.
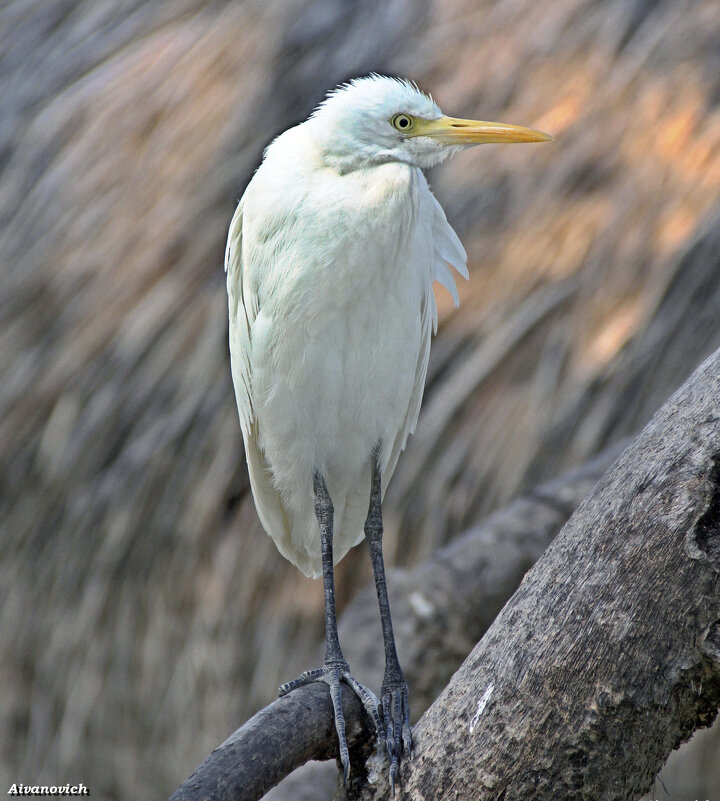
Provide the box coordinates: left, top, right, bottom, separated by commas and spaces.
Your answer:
391, 114, 414, 133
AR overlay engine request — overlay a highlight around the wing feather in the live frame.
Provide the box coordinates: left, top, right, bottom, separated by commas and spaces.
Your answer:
383, 286, 435, 488
226, 201, 294, 553
225, 201, 254, 438
383, 189, 468, 485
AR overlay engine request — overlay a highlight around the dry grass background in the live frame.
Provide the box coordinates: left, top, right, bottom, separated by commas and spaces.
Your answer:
2, 0, 720, 798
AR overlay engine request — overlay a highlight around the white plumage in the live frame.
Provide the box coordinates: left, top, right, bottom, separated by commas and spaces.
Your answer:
226, 76, 549, 578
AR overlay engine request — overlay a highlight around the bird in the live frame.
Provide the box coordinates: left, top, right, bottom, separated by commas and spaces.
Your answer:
225, 74, 551, 788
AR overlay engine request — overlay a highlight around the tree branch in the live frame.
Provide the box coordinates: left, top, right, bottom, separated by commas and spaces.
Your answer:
167, 683, 373, 801
376, 347, 720, 800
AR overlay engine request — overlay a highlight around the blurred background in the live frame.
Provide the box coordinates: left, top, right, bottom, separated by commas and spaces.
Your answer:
2, 0, 720, 798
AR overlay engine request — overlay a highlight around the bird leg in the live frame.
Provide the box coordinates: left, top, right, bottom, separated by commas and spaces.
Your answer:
278, 470, 382, 784
365, 447, 413, 791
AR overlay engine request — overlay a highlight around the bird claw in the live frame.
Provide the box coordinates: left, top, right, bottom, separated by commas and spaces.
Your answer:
279, 661, 382, 784
279, 667, 326, 696
381, 679, 413, 793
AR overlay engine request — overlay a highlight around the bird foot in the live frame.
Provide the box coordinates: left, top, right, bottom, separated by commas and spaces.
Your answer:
279, 660, 383, 784
381, 677, 413, 796
381, 678, 413, 794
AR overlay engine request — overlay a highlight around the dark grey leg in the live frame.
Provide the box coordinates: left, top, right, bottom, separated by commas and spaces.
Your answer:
279, 471, 382, 784
315, 470, 344, 667
365, 446, 413, 791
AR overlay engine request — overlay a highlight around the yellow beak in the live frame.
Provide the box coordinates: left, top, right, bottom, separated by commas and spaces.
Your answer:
412, 115, 552, 145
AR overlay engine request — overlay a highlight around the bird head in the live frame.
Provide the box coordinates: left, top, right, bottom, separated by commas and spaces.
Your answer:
309, 75, 551, 173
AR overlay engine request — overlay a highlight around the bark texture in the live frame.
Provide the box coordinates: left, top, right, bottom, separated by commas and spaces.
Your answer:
378, 348, 720, 800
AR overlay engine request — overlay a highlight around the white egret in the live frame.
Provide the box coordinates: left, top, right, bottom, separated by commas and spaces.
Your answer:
225, 74, 550, 786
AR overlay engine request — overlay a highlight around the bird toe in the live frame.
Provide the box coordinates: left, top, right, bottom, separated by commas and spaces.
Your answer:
381, 679, 412, 787
280, 662, 383, 784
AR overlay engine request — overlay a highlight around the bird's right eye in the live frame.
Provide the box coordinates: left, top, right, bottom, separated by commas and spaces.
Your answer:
391, 114, 415, 133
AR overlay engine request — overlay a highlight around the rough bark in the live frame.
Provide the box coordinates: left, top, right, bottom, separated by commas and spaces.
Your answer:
380, 349, 720, 800
171, 349, 720, 799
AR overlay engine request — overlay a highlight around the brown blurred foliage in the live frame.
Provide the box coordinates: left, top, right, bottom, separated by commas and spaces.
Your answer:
2, 0, 720, 798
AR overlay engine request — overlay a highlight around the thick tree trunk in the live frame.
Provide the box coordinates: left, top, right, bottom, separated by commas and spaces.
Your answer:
170, 347, 720, 800
377, 347, 720, 801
